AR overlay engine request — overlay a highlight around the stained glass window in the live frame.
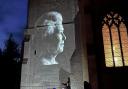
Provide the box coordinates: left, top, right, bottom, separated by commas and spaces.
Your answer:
102, 12, 128, 67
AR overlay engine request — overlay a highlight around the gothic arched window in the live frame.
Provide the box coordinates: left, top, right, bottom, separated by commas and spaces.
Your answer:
102, 12, 128, 67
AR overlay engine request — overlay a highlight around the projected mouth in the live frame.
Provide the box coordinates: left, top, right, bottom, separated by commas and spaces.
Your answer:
60, 43, 64, 45
59, 43, 64, 48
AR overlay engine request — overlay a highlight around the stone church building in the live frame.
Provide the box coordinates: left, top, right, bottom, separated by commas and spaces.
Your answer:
21, 0, 128, 89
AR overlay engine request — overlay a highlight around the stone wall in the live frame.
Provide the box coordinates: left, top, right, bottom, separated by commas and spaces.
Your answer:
20, 0, 90, 89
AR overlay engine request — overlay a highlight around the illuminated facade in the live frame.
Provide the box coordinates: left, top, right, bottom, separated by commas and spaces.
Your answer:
20, 0, 88, 89
21, 0, 128, 89
77, 0, 128, 89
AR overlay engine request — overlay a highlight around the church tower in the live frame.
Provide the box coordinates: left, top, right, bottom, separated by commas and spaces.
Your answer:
20, 0, 89, 89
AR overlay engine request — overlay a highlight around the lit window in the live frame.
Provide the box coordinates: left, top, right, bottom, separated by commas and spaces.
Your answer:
102, 12, 128, 67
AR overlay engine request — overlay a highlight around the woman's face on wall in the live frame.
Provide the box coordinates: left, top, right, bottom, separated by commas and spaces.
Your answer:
55, 24, 66, 53
46, 23, 66, 54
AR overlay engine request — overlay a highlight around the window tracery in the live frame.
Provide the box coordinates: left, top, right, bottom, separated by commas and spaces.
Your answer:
102, 12, 128, 67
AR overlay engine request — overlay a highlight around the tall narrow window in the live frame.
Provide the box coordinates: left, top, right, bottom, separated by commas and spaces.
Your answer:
102, 12, 128, 67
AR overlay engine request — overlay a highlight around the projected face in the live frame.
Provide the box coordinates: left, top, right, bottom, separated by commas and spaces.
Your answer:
45, 23, 66, 54
35, 11, 66, 65
42, 11, 66, 55
54, 24, 66, 53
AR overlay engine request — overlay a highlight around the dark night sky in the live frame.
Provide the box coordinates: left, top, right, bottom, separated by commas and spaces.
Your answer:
0, 0, 28, 49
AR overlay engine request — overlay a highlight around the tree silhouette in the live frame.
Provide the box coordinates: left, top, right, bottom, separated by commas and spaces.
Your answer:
3, 34, 20, 63
1, 34, 21, 89
0, 48, 2, 61
0, 48, 2, 56
0, 48, 3, 67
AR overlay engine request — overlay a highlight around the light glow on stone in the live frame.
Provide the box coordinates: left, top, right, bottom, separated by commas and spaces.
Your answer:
35, 11, 66, 65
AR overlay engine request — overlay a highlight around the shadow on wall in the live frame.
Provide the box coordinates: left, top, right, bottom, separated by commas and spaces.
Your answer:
84, 81, 92, 89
